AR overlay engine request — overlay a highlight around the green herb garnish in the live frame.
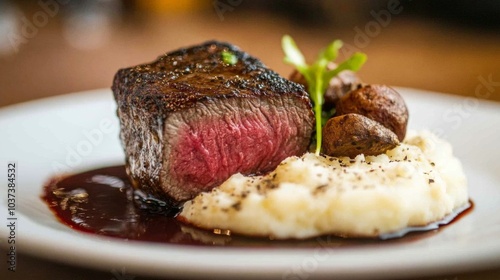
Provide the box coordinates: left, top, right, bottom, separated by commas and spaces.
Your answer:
221, 50, 237, 65
281, 35, 367, 155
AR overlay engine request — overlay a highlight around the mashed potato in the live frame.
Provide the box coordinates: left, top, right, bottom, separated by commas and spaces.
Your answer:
180, 131, 468, 239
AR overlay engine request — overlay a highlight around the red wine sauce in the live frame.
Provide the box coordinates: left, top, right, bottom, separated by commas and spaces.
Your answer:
41, 165, 473, 247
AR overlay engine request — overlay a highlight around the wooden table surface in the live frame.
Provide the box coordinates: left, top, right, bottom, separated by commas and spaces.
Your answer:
1, 8, 499, 280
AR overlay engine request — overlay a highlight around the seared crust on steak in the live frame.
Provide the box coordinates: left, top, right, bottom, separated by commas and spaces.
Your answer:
112, 41, 314, 206
113, 41, 309, 113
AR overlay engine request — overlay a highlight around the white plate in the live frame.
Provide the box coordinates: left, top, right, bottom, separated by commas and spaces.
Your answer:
1, 88, 499, 279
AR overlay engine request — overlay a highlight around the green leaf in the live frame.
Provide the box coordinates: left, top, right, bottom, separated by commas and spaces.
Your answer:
221, 50, 237, 65
316, 40, 343, 67
323, 52, 367, 83
282, 35, 306, 69
342, 52, 367, 71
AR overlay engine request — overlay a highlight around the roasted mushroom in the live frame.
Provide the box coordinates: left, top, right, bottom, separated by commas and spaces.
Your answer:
322, 113, 399, 158
324, 70, 363, 110
335, 84, 408, 141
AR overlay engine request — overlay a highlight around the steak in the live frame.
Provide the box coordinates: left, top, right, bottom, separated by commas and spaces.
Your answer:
112, 41, 314, 206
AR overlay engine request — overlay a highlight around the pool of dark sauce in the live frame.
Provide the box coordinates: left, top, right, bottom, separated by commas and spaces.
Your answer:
42, 165, 473, 247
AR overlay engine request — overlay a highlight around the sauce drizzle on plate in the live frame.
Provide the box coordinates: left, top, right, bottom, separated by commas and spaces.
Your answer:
41, 165, 473, 247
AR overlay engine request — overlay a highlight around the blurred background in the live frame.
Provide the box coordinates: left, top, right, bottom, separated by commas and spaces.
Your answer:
0, 0, 499, 107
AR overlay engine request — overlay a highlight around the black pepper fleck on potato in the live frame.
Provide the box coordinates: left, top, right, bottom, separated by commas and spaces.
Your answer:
322, 113, 400, 158
335, 84, 409, 141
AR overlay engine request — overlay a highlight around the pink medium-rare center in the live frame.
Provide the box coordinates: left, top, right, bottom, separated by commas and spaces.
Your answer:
164, 97, 310, 201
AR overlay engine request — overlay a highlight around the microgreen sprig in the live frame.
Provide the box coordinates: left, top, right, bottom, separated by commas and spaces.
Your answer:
221, 50, 238, 65
282, 35, 367, 155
